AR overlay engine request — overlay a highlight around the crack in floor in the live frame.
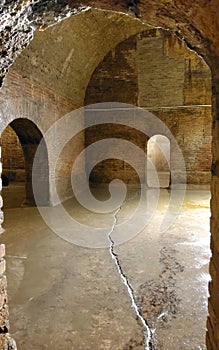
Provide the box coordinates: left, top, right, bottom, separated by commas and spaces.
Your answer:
108, 206, 153, 350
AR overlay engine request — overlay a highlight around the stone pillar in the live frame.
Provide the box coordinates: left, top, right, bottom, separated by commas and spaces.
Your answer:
206, 58, 219, 350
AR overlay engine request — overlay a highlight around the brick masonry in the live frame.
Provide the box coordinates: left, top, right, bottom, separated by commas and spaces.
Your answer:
0, 68, 84, 205
85, 29, 212, 185
1, 126, 25, 183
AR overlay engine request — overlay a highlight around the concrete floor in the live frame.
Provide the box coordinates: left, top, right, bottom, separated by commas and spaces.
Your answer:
1, 184, 211, 349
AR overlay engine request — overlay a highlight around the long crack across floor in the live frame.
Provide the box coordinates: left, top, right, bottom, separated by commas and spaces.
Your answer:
108, 207, 153, 350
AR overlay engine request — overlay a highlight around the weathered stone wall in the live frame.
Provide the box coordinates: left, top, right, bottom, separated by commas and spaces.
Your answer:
1, 126, 25, 183
85, 29, 212, 185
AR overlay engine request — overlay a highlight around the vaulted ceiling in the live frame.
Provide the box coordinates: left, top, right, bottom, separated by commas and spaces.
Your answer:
1, 0, 219, 88
13, 9, 149, 104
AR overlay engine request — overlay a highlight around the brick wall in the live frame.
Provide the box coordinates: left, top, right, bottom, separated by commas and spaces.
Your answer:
85, 29, 212, 185
0, 68, 84, 205
85, 36, 138, 105
85, 124, 147, 184
85, 35, 141, 184
1, 126, 25, 182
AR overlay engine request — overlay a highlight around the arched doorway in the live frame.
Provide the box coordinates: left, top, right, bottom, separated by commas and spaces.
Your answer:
1, 125, 25, 208
147, 134, 170, 188
1, 118, 49, 207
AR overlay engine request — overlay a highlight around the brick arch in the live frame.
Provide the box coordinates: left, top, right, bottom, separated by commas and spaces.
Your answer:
1, 117, 49, 206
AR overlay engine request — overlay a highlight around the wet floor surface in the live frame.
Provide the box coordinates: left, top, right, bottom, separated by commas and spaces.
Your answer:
1, 185, 211, 349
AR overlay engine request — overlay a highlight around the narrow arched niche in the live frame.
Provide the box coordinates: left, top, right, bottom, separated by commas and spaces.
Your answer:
147, 134, 170, 188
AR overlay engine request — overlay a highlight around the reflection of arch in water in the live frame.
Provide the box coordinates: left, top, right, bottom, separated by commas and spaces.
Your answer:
147, 134, 170, 188
2, 118, 49, 206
